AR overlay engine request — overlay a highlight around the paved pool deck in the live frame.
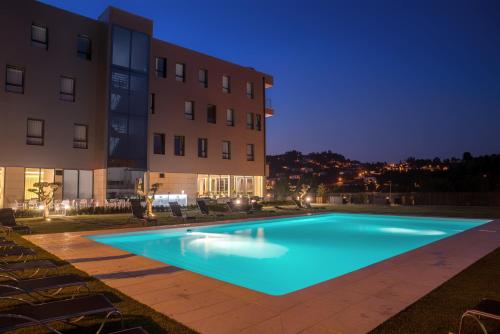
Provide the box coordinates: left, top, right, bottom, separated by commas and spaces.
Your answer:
26, 216, 500, 334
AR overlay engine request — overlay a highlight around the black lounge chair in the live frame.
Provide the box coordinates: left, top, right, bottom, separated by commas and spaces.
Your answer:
0, 294, 123, 333
0, 274, 89, 300
0, 259, 57, 279
196, 200, 224, 218
459, 298, 500, 334
111, 327, 149, 334
0, 239, 17, 248
130, 199, 157, 226
0, 246, 36, 261
169, 202, 196, 221
0, 208, 31, 235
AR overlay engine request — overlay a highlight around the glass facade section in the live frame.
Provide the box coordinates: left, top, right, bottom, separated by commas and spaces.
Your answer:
108, 25, 150, 198
197, 175, 263, 198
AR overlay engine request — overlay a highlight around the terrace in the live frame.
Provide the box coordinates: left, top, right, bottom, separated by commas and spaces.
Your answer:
2, 205, 500, 333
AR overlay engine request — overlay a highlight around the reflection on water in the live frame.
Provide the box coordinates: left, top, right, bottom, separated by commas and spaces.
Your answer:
380, 227, 447, 236
184, 231, 288, 259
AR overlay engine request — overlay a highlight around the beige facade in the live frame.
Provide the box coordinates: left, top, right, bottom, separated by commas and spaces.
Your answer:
0, 0, 273, 208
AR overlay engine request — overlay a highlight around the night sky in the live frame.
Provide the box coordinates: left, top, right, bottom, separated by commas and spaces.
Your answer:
42, 0, 500, 162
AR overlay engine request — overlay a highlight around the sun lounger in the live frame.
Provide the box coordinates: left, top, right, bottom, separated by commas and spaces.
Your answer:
0, 246, 37, 261
0, 259, 57, 279
169, 202, 196, 221
0, 208, 31, 235
0, 294, 123, 333
111, 327, 149, 334
196, 200, 224, 218
0, 274, 89, 300
130, 199, 158, 226
459, 298, 500, 334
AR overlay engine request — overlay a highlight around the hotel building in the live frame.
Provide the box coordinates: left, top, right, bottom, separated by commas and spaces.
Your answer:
0, 0, 274, 207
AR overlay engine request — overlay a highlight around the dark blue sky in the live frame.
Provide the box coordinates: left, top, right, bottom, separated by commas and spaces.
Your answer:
42, 0, 500, 162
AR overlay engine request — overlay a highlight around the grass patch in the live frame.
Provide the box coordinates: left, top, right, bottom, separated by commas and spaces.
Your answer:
1, 234, 197, 334
370, 247, 500, 334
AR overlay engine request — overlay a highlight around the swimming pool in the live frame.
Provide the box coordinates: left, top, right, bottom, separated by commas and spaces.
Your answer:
89, 213, 489, 295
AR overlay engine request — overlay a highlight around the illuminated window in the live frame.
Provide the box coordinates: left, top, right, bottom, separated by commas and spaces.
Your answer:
174, 135, 185, 156
207, 104, 216, 124
31, 23, 48, 49
222, 141, 231, 160
226, 108, 234, 126
222, 75, 231, 93
26, 119, 44, 145
184, 101, 194, 120
60, 76, 75, 102
5, 65, 24, 94
77, 34, 91, 60
73, 124, 88, 149
246, 144, 255, 161
24, 168, 54, 200
175, 63, 185, 82
198, 68, 208, 87
155, 57, 166, 78
246, 82, 254, 99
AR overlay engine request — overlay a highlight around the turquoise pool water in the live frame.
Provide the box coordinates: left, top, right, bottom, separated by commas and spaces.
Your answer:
89, 213, 489, 295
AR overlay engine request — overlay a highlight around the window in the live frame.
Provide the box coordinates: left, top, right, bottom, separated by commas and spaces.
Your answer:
222, 141, 231, 159
153, 133, 165, 154
207, 104, 216, 123
60, 76, 75, 102
246, 82, 254, 99
31, 23, 48, 49
175, 63, 185, 82
184, 101, 194, 120
27, 119, 44, 145
5, 65, 24, 93
198, 68, 208, 87
255, 114, 262, 131
198, 138, 207, 158
226, 108, 234, 126
246, 113, 254, 129
247, 144, 255, 161
77, 34, 91, 60
149, 93, 155, 114
222, 75, 231, 93
174, 135, 185, 156
155, 57, 166, 78
73, 124, 88, 149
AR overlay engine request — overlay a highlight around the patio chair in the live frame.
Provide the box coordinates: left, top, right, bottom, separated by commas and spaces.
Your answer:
196, 199, 224, 218
0, 293, 123, 333
0, 274, 89, 300
169, 202, 196, 221
0, 259, 57, 279
459, 298, 500, 334
0, 208, 32, 235
130, 199, 157, 226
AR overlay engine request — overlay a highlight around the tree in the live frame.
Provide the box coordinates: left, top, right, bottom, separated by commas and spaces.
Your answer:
297, 184, 311, 205
136, 182, 161, 217
29, 182, 60, 219
316, 183, 327, 203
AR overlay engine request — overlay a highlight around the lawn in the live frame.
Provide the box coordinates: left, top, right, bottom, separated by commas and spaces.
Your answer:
1, 234, 196, 334
7, 204, 500, 333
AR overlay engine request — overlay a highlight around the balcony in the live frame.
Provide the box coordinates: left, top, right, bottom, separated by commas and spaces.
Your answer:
265, 98, 274, 117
